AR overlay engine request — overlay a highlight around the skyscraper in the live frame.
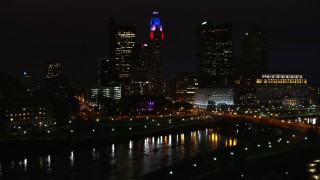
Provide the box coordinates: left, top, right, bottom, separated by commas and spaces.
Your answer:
108, 18, 136, 96
241, 25, 269, 75
130, 43, 152, 95
234, 25, 269, 106
46, 61, 62, 79
45, 61, 68, 97
196, 22, 234, 87
97, 57, 117, 87
149, 10, 164, 95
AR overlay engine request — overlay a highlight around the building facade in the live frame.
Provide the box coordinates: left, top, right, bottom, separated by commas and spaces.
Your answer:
171, 73, 198, 104
241, 25, 269, 75
149, 11, 164, 95
130, 43, 152, 95
196, 22, 234, 87
108, 18, 136, 96
45, 61, 68, 97
194, 88, 234, 109
0, 97, 53, 126
256, 74, 308, 106
89, 86, 121, 104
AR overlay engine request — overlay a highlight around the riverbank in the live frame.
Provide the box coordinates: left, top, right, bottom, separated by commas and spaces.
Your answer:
0, 118, 224, 156
0, 114, 299, 158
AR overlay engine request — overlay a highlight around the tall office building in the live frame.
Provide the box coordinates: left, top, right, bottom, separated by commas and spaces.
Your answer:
46, 61, 62, 79
196, 22, 234, 87
97, 57, 117, 87
130, 43, 152, 95
241, 25, 269, 75
149, 10, 164, 95
235, 25, 269, 106
108, 18, 136, 96
45, 61, 68, 97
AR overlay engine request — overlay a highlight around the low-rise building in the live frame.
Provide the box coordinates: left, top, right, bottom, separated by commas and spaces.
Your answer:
0, 97, 53, 126
194, 87, 234, 109
170, 73, 198, 104
256, 74, 308, 106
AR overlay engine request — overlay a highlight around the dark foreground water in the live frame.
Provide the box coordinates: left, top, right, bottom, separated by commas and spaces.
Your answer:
0, 128, 238, 180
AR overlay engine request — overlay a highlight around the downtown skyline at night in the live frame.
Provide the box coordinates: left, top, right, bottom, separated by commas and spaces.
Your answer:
1, 1, 320, 180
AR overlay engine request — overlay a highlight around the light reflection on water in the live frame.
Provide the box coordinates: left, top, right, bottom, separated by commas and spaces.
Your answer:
46, 155, 52, 174
0, 128, 237, 179
69, 151, 74, 168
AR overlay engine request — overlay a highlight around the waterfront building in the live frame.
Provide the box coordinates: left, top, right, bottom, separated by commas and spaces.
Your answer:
0, 97, 53, 126
256, 74, 308, 106
194, 87, 234, 109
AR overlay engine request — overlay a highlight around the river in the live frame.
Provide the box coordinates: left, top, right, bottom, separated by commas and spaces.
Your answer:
0, 127, 240, 179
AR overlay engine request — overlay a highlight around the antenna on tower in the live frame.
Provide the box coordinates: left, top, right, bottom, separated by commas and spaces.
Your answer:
155, 0, 158, 8
153, 0, 159, 15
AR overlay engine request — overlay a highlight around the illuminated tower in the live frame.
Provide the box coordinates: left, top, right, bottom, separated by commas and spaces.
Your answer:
196, 22, 234, 87
149, 9, 164, 95
108, 18, 136, 96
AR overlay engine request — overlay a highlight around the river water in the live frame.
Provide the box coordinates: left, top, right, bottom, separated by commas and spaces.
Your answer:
0, 128, 238, 180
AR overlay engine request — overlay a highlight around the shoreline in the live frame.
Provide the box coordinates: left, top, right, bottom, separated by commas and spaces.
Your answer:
0, 119, 223, 157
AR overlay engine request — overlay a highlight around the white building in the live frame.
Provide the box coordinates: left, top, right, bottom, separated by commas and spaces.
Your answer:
194, 88, 234, 109
89, 86, 121, 103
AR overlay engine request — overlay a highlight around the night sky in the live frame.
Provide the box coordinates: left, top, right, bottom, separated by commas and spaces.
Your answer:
1, 0, 319, 83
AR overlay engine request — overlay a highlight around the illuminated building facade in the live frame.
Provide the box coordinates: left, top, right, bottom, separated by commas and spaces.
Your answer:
256, 74, 308, 106
149, 10, 164, 95
0, 97, 53, 126
171, 73, 198, 104
46, 61, 62, 79
45, 61, 68, 97
307, 84, 320, 106
196, 22, 234, 87
194, 88, 234, 109
89, 86, 121, 103
130, 43, 152, 95
108, 18, 135, 96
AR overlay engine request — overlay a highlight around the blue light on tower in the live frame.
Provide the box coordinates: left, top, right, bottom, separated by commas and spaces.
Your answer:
23, 72, 27, 76
150, 17, 161, 26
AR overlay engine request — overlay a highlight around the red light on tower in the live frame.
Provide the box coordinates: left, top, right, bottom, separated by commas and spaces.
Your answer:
161, 32, 164, 40
150, 32, 154, 39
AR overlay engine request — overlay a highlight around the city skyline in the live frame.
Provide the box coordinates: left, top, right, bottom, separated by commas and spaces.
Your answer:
1, 0, 319, 83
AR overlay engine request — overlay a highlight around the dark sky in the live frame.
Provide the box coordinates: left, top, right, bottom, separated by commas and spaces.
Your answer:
1, 0, 319, 83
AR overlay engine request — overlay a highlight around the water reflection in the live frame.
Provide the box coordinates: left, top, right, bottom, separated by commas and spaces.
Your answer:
0, 128, 238, 179
46, 155, 52, 174
23, 158, 27, 172
70, 151, 74, 167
